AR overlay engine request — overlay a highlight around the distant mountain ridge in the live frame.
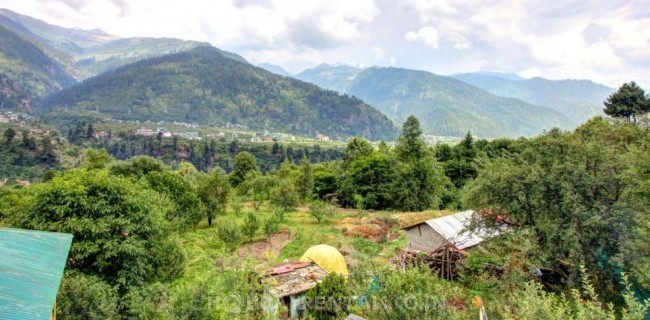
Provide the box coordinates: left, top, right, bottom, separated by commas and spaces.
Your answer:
346, 67, 574, 138
0, 8, 247, 81
294, 63, 363, 94
45, 47, 399, 140
257, 63, 292, 77
452, 72, 613, 122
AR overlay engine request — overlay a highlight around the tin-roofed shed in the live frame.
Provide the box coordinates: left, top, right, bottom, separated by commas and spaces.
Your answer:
403, 210, 496, 251
0, 228, 73, 320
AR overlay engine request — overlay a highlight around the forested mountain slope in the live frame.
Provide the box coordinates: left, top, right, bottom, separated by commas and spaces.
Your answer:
0, 24, 75, 109
453, 72, 613, 122
295, 63, 363, 94
347, 67, 574, 138
44, 47, 399, 140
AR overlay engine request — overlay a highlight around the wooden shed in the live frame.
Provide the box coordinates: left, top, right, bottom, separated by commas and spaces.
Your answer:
402, 210, 491, 252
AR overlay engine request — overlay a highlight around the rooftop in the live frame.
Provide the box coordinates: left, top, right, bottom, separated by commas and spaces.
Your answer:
264, 262, 328, 298
0, 228, 73, 320
403, 210, 503, 250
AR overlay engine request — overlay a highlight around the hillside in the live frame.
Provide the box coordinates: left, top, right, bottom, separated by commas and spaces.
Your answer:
295, 63, 363, 93
347, 67, 574, 138
44, 47, 399, 140
0, 24, 75, 109
453, 72, 613, 122
0, 9, 247, 80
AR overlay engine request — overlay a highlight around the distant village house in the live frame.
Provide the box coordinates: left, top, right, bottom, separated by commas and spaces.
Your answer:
135, 127, 155, 137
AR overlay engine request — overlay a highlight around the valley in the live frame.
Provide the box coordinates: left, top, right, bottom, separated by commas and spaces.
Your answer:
0, 6, 648, 320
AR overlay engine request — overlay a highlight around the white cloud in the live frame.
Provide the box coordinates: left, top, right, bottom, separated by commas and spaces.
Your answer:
405, 26, 440, 49
0, 0, 648, 87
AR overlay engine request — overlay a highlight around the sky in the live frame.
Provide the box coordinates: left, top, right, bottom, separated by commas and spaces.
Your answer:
1, 0, 649, 88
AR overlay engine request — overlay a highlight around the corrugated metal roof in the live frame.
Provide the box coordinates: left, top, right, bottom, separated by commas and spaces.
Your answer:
425, 210, 484, 249
0, 228, 73, 320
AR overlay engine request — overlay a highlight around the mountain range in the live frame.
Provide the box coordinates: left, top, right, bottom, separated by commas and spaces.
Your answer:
452, 72, 613, 122
0, 8, 616, 139
348, 67, 574, 137
295, 64, 613, 137
44, 47, 399, 140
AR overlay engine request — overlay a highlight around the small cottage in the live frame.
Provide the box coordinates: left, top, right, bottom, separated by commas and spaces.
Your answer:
264, 261, 328, 319
403, 210, 498, 252
264, 244, 349, 319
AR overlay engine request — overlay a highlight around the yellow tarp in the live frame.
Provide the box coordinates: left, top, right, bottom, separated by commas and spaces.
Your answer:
299, 244, 349, 277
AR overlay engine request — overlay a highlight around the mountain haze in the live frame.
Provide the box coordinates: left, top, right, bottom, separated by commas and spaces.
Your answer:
0, 8, 247, 80
258, 63, 292, 77
348, 67, 574, 138
453, 72, 613, 122
45, 47, 399, 140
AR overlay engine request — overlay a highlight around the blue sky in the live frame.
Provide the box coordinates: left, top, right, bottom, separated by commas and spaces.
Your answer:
2, 0, 649, 88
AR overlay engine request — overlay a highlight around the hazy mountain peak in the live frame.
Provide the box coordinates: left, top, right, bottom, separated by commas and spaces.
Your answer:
257, 63, 292, 77
456, 71, 526, 81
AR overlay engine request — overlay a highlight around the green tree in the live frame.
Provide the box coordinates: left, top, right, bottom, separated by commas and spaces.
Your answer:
86, 123, 94, 139
4, 127, 15, 144
305, 273, 350, 320
344, 137, 373, 168
462, 119, 642, 302
109, 156, 164, 178
341, 152, 395, 210
82, 149, 114, 170
308, 200, 329, 224
263, 218, 280, 242
217, 221, 242, 252
604, 81, 650, 122
242, 211, 260, 242
56, 272, 119, 320
392, 159, 447, 211
229, 151, 259, 187
435, 143, 453, 162
297, 157, 314, 201
394, 115, 428, 162
313, 170, 338, 199
9, 169, 182, 289
391, 116, 448, 211
198, 167, 231, 226
145, 171, 205, 231
270, 179, 299, 213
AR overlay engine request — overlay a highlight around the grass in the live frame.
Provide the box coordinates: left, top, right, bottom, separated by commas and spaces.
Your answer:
177, 201, 451, 274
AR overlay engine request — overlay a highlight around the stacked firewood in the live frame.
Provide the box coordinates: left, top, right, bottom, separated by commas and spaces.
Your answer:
394, 244, 468, 280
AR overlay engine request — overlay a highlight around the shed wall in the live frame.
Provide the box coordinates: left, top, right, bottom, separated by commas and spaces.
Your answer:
405, 224, 448, 252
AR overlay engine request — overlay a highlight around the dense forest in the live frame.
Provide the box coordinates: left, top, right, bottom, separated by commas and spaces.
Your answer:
44, 47, 399, 141
0, 24, 75, 108
0, 126, 61, 179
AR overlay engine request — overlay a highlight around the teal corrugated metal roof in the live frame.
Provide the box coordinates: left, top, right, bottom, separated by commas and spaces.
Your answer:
0, 228, 73, 320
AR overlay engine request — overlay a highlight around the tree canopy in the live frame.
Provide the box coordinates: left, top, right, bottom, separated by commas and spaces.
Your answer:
604, 81, 650, 122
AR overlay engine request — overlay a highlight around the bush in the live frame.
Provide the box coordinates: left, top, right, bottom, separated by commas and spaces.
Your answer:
308, 200, 329, 224
242, 211, 260, 242
217, 221, 242, 252
56, 272, 119, 320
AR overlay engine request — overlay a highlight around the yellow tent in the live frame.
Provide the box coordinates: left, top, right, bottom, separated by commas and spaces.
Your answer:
299, 244, 349, 277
